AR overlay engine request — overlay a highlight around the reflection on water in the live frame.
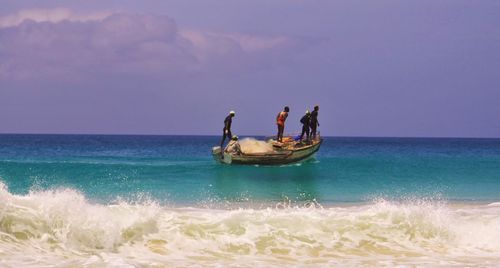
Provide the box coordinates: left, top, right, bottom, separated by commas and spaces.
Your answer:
212, 159, 321, 204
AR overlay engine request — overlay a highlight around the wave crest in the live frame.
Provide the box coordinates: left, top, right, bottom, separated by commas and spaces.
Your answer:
0, 182, 160, 252
1, 182, 500, 266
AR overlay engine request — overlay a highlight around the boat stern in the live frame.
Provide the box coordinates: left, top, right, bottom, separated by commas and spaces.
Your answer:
212, 146, 232, 164
212, 146, 222, 160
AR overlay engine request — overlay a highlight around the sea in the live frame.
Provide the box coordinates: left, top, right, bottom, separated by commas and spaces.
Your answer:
1, 134, 500, 267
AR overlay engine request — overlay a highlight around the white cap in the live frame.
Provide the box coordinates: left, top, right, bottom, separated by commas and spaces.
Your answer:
305, 110, 310, 114
229, 110, 235, 115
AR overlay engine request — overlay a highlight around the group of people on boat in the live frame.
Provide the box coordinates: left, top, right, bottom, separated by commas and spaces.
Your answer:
276, 105, 320, 143
220, 106, 320, 152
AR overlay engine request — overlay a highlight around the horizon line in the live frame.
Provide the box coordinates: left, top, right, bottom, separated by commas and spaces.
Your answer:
0, 132, 499, 139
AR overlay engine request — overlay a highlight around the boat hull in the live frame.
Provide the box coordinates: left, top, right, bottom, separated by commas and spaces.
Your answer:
212, 139, 322, 165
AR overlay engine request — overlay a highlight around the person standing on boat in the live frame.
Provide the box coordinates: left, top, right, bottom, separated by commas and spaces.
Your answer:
300, 110, 311, 141
220, 110, 235, 148
276, 106, 289, 142
310, 105, 320, 139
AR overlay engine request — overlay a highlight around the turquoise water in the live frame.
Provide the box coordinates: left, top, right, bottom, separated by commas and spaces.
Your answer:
1, 134, 500, 204
2, 134, 500, 267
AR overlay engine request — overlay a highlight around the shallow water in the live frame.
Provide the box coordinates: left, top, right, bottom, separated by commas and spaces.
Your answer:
1, 135, 500, 204
1, 134, 500, 266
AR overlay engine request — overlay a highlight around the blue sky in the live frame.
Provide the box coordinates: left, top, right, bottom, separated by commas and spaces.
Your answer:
0, 0, 499, 137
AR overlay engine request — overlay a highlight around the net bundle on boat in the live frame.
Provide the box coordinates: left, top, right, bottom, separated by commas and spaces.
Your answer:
238, 138, 274, 154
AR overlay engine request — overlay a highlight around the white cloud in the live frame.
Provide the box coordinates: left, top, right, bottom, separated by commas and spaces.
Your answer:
0, 9, 304, 80
0, 8, 112, 28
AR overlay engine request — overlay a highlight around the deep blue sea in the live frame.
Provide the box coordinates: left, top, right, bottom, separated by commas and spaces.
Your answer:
1, 134, 500, 266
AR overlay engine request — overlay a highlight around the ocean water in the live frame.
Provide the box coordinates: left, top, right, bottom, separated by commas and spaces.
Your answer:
1, 134, 500, 267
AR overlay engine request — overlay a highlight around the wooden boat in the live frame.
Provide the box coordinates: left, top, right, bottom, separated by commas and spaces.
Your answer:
212, 137, 322, 165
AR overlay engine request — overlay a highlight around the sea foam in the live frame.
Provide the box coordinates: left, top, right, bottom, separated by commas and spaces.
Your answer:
1, 182, 500, 267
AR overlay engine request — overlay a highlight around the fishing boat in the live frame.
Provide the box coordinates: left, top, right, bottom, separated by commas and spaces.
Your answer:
212, 136, 322, 165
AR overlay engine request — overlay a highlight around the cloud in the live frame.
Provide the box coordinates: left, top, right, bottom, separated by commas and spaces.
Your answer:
0, 8, 112, 28
0, 9, 303, 80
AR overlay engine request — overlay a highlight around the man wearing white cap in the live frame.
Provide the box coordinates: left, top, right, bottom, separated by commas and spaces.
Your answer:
220, 110, 236, 148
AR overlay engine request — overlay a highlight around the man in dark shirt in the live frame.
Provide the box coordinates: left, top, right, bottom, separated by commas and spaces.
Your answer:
220, 111, 235, 148
300, 110, 311, 141
310, 105, 320, 139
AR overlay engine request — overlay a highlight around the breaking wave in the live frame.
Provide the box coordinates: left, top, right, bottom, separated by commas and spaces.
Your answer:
1, 182, 500, 267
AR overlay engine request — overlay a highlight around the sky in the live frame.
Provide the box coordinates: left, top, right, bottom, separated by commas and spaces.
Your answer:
0, 0, 499, 137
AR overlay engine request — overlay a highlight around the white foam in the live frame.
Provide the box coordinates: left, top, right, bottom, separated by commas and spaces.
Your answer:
1, 182, 500, 267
